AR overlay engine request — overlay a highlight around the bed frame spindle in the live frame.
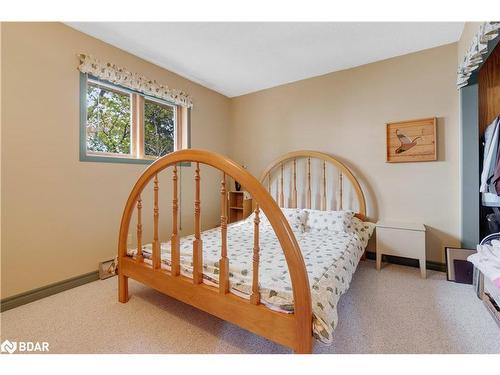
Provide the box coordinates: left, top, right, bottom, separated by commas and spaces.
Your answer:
307, 157, 312, 209
193, 163, 203, 284
219, 172, 229, 294
339, 172, 343, 210
279, 163, 284, 207
136, 195, 143, 262
171, 165, 180, 276
293, 159, 297, 208
275, 180, 279, 202
322, 161, 327, 210
250, 206, 261, 305
152, 175, 160, 270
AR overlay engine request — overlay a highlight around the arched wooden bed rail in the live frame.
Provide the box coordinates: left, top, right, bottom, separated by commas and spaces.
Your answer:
117, 149, 312, 353
259, 150, 367, 220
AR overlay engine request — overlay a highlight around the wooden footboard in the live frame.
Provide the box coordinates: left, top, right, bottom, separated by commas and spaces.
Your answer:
117, 149, 312, 353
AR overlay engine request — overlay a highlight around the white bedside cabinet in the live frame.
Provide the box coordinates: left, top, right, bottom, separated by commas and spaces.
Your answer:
376, 221, 427, 278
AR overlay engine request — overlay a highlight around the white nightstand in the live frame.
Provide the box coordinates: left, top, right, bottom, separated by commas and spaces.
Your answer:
376, 221, 427, 278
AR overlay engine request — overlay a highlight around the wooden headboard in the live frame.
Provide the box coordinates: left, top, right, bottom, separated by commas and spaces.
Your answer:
259, 150, 367, 220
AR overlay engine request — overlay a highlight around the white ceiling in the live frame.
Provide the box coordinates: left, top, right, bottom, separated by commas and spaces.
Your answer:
66, 22, 464, 97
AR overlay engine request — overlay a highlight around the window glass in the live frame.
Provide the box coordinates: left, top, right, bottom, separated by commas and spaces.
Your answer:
144, 99, 176, 158
86, 82, 131, 155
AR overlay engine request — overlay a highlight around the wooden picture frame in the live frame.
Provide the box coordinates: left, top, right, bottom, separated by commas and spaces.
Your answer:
445, 247, 476, 283
386, 117, 437, 163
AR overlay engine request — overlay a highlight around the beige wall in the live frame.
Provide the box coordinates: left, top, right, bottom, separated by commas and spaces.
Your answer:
230, 43, 461, 262
1, 23, 231, 298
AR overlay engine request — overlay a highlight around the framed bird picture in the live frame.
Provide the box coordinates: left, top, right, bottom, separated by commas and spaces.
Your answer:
386, 117, 437, 163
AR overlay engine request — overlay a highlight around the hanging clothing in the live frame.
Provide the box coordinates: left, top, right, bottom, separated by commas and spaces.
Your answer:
489, 116, 500, 194
480, 116, 499, 192
481, 116, 500, 206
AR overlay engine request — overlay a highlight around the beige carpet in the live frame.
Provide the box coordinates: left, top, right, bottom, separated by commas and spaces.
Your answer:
1, 261, 499, 354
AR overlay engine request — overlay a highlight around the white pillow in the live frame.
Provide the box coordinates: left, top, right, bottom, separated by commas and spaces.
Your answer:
351, 217, 376, 246
245, 208, 307, 232
304, 209, 355, 233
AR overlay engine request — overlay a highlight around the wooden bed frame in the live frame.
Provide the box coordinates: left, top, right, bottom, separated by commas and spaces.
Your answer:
118, 149, 367, 353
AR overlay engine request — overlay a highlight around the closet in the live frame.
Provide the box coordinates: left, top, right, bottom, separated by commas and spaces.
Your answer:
479, 42, 500, 239
459, 23, 500, 248
464, 32, 500, 322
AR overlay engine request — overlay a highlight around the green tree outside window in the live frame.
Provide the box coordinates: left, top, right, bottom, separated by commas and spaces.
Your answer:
144, 99, 175, 158
86, 83, 131, 154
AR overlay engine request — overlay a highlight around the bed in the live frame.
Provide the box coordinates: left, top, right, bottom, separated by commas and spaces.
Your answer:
118, 149, 374, 353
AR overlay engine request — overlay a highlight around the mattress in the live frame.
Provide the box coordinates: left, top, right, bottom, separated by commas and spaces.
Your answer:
127, 213, 374, 344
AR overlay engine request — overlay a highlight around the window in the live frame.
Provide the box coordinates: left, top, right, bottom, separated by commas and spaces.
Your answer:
80, 75, 189, 164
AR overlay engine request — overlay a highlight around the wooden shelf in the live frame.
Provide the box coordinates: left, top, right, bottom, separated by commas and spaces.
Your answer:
228, 191, 252, 223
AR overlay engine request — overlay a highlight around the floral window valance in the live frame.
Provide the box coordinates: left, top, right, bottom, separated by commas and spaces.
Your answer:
78, 53, 193, 108
457, 22, 500, 89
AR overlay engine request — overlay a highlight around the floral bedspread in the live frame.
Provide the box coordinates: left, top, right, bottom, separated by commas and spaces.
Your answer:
127, 215, 374, 344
